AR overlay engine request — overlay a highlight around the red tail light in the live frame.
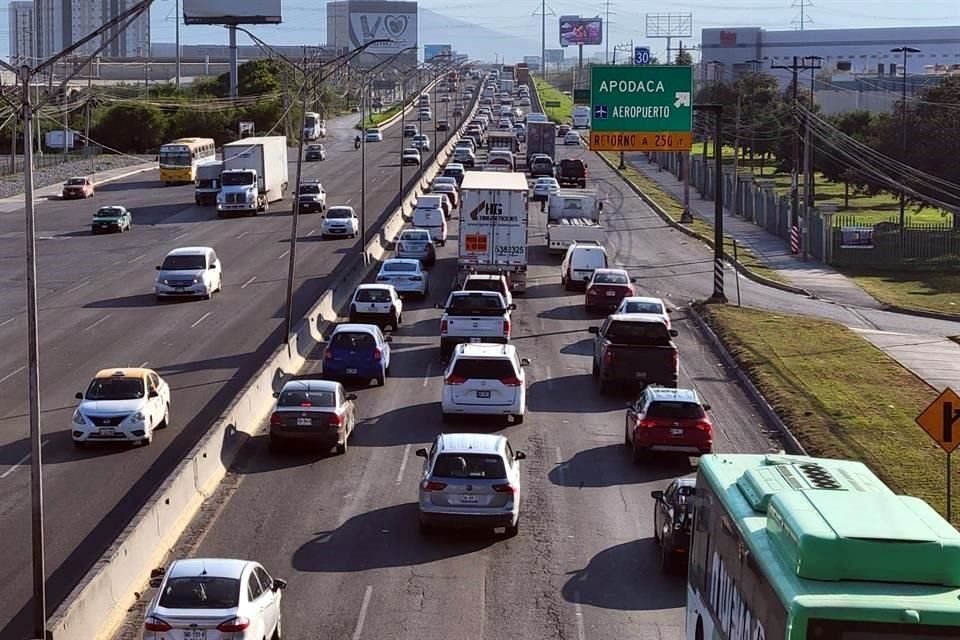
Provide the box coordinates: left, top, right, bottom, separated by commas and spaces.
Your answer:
421, 480, 447, 491
217, 616, 251, 632
503, 317, 511, 336
300, 402, 312, 407
638, 419, 658, 429
445, 374, 467, 385
492, 483, 517, 493
329, 413, 343, 427
270, 412, 282, 426
440, 319, 448, 334
603, 350, 614, 364
373, 347, 382, 361
500, 376, 522, 387
693, 420, 713, 433
144, 616, 171, 632
324, 349, 333, 360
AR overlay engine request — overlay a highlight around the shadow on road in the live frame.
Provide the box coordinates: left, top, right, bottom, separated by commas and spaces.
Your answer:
548, 443, 684, 488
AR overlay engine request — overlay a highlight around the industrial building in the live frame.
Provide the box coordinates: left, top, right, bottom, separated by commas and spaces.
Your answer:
7, 1, 34, 63
32, 0, 150, 59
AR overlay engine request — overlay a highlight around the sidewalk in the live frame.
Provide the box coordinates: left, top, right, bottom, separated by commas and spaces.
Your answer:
625, 153, 960, 393
0, 160, 156, 214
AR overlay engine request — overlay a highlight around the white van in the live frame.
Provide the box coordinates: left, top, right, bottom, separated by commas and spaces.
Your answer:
572, 105, 591, 130
412, 197, 448, 246
561, 241, 608, 290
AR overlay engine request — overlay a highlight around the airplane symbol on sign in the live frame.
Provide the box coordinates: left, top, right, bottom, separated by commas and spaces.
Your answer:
593, 104, 608, 119
674, 92, 691, 108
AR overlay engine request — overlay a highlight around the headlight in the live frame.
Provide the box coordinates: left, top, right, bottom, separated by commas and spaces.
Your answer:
162, 279, 171, 285
130, 412, 145, 422
193, 277, 201, 284
72, 411, 85, 425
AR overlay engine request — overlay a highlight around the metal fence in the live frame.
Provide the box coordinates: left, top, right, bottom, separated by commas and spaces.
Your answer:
0, 148, 102, 177
829, 215, 960, 267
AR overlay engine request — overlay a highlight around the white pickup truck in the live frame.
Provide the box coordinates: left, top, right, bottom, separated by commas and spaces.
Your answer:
436, 290, 516, 361
546, 190, 604, 254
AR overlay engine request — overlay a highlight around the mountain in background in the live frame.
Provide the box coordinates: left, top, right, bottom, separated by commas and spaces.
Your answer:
418, 8, 540, 62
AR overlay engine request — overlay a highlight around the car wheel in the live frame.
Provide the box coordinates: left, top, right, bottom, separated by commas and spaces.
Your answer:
272, 615, 283, 640
335, 440, 347, 455
661, 538, 677, 575
505, 517, 520, 537
418, 513, 432, 535
512, 413, 524, 425
632, 443, 645, 465
141, 430, 153, 446
375, 373, 386, 387
624, 421, 630, 446
160, 404, 170, 429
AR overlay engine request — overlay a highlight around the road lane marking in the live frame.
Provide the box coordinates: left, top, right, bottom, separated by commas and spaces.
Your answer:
573, 591, 586, 640
422, 361, 433, 387
235, 231, 249, 239
84, 314, 112, 332
278, 249, 290, 260
0, 366, 25, 385
0, 317, 15, 328
191, 312, 211, 328
139, 361, 149, 368
1, 439, 50, 479
395, 444, 411, 484
241, 276, 257, 289
545, 365, 553, 390
554, 445, 566, 485
173, 231, 189, 241
127, 253, 147, 264
345, 197, 353, 204
65, 280, 90, 295
351, 586, 373, 640
306, 229, 316, 237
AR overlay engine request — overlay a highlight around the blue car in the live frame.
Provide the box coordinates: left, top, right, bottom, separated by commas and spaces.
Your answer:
323, 323, 393, 386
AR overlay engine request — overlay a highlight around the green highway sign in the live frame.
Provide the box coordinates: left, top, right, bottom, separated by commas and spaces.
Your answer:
573, 89, 590, 104
589, 65, 693, 152
544, 100, 561, 108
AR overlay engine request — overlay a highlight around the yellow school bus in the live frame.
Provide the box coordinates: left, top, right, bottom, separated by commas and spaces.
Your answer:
159, 137, 216, 184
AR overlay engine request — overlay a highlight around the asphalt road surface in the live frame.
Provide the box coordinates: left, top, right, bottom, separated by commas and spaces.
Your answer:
112, 141, 784, 640
0, 89, 471, 638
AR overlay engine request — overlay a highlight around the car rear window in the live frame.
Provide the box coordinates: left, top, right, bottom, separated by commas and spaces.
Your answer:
605, 321, 671, 344
451, 357, 516, 380
331, 332, 376, 349
446, 293, 506, 315
464, 280, 505, 296
622, 301, 665, 315
355, 288, 392, 302
278, 389, 335, 407
433, 453, 507, 479
158, 577, 240, 609
383, 262, 416, 272
646, 401, 706, 419
593, 272, 629, 285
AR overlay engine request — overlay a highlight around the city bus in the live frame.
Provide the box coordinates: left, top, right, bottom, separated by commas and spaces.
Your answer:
159, 137, 216, 184
687, 453, 960, 640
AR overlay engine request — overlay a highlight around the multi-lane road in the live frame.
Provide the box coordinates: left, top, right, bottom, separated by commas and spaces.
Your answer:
0, 90, 469, 638
110, 132, 786, 639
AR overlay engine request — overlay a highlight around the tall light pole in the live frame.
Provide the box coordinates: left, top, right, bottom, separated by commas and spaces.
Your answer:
745, 58, 763, 169
891, 46, 920, 229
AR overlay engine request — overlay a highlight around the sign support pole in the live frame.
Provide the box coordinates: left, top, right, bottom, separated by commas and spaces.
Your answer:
948, 451, 952, 522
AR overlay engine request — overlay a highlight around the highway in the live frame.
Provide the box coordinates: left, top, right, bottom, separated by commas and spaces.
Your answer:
0, 89, 469, 638
111, 139, 785, 639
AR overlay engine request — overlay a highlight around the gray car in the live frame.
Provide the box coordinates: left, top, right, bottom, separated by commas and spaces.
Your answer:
395, 228, 436, 266
415, 432, 526, 536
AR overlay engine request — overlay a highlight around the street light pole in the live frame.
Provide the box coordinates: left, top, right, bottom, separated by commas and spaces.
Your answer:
891, 46, 920, 229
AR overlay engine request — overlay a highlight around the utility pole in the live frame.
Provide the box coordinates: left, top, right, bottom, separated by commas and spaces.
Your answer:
541, 0, 546, 80
175, 0, 181, 89
732, 93, 741, 216
62, 58, 69, 162
695, 104, 725, 301
891, 46, 920, 230
605, 0, 611, 64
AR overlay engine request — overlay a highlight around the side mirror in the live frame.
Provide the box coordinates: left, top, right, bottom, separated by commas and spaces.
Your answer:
155, 265, 161, 271
631, 278, 639, 283
669, 329, 679, 337
415, 448, 428, 458
271, 578, 288, 591
582, 276, 590, 281
75, 392, 83, 400
385, 336, 393, 343
508, 303, 517, 310
667, 308, 674, 314
587, 326, 599, 334
703, 404, 711, 412
514, 451, 526, 461
650, 490, 664, 501
520, 358, 531, 367
346, 393, 358, 401
148, 567, 166, 588
272, 391, 279, 398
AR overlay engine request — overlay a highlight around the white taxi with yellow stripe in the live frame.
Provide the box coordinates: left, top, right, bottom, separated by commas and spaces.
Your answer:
71, 368, 170, 447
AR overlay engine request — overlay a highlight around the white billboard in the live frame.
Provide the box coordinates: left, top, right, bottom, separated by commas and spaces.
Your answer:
348, 10, 418, 55
183, 0, 282, 25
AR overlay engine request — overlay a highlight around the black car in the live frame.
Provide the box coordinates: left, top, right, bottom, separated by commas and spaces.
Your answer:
436, 119, 450, 132
403, 124, 418, 138
557, 124, 571, 138
305, 144, 326, 161
651, 478, 696, 574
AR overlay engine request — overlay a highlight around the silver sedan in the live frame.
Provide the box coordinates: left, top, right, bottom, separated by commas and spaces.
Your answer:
376, 258, 429, 297
395, 228, 437, 267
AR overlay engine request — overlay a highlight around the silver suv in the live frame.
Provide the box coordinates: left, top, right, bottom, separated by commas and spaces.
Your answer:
415, 433, 526, 536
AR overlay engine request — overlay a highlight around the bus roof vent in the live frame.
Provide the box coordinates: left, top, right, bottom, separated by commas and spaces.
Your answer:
736, 456, 874, 512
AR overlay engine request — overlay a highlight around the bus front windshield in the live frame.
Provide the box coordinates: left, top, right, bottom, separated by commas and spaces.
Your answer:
159, 149, 191, 166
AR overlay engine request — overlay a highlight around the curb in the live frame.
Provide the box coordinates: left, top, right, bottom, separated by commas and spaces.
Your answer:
687, 303, 808, 455
880, 303, 960, 323
595, 151, 813, 298
0, 161, 156, 210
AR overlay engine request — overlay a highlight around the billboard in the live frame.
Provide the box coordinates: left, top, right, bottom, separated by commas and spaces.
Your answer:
544, 48, 565, 63
559, 16, 602, 47
424, 44, 452, 61
183, 0, 282, 25
348, 2, 418, 55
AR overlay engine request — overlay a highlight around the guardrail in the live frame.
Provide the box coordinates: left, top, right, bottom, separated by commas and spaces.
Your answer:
48, 85, 479, 640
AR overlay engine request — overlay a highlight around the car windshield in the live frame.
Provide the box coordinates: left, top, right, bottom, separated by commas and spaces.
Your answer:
66, 178, 86, 185
161, 254, 206, 270
605, 321, 671, 345
221, 171, 254, 186
622, 301, 665, 315
85, 377, 145, 400
299, 184, 321, 194
593, 272, 629, 285
646, 401, 706, 420
94, 208, 123, 218
356, 288, 392, 302
326, 209, 352, 219
278, 389, 335, 407
383, 262, 416, 273
307, 145, 322, 152
433, 453, 506, 479
158, 576, 240, 609
446, 294, 506, 316
366, 129, 379, 135
331, 332, 376, 349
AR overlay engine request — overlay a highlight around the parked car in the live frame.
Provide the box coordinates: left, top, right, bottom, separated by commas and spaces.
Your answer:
376, 258, 429, 297
616, 296, 672, 329
90, 205, 132, 233
296, 180, 327, 213
651, 477, 697, 573
320, 205, 359, 239
561, 241, 608, 291
305, 143, 327, 161
415, 432, 526, 535
589, 314, 680, 394
62, 176, 94, 199
71, 367, 170, 447
627, 387, 713, 462
269, 378, 357, 454
395, 228, 437, 266
143, 559, 285, 640
440, 343, 529, 424
323, 323, 393, 386
402, 148, 422, 166
584, 268, 636, 314
349, 283, 403, 328
154, 246, 223, 300
532, 177, 560, 202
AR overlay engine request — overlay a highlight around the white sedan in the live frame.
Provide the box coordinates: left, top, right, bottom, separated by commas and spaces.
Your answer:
321, 206, 359, 239
154, 246, 222, 300
564, 131, 582, 146
364, 128, 383, 142
532, 177, 560, 202
376, 258, 429, 297
71, 368, 170, 447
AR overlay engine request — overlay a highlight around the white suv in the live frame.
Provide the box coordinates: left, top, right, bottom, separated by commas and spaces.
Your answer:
441, 343, 529, 424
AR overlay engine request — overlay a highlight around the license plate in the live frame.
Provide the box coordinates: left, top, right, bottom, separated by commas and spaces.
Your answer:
606, 290, 616, 297
184, 631, 206, 640
469, 337, 482, 343
635, 372, 647, 378
346, 368, 358, 375
477, 390, 491, 398
670, 428, 684, 437
461, 494, 478, 503
297, 417, 312, 426
98, 428, 115, 436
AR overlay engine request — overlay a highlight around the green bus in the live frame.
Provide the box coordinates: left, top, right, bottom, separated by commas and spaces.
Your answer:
686, 454, 960, 640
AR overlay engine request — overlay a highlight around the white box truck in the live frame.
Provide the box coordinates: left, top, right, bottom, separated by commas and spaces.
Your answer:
458, 171, 530, 293
194, 160, 223, 206
545, 190, 604, 254
217, 136, 289, 217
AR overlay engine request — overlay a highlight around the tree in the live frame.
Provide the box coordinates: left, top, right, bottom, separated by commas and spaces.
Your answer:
91, 103, 167, 152
814, 110, 878, 208
674, 48, 693, 66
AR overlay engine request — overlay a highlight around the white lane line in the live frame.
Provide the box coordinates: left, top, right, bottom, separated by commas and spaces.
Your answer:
84, 314, 112, 332
127, 253, 147, 264
306, 229, 316, 237
422, 361, 433, 387
241, 276, 257, 289
545, 364, 553, 390
573, 591, 586, 640
0, 439, 50, 479
0, 366, 25, 385
173, 231, 189, 241
278, 249, 290, 260
395, 444, 411, 485
65, 280, 90, 295
235, 231, 249, 239
0, 317, 15, 328
139, 361, 149, 368
345, 197, 353, 204
351, 585, 373, 640
190, 312, 211, 329
555, 445, 566, 485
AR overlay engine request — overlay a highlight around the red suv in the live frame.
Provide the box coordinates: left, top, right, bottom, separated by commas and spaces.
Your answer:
624, 387, 713, 463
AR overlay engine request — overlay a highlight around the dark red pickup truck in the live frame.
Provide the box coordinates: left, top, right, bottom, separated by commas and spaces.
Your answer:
588, 314, 679, 394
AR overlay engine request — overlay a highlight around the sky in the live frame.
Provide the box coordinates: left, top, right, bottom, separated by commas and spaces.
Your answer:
2, 0, 959, 62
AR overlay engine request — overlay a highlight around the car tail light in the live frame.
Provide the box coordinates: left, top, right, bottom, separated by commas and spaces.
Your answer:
638, 419, 658, 429
693, 420, 713, 433
217, 616, 251, 632
421, 480, 447, 491
500, 375, 522, 387
673, 351, 679, 369
270, 412, 282, 426
329, 413, 343, 427
492, 483, 517, 494
603, 349, 614, 365
445, 374, 467, 385
373, 347, 383, 361
144, 616, 172, 632
324, 349, 333, 360
503, 318, 511, 336
440, 319, 448, 334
